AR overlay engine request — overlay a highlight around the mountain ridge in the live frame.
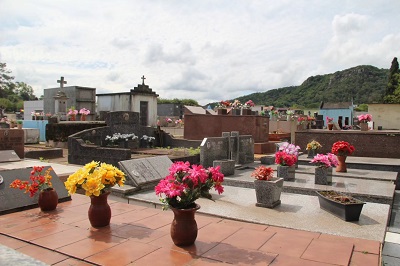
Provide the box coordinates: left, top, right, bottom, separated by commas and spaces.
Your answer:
212, 65, 388, 108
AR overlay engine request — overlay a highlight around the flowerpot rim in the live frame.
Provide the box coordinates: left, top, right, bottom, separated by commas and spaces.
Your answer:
169, 203, 201, 211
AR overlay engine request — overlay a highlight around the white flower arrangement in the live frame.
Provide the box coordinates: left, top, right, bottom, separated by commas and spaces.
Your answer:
105, 133, 138, 145
141, 135, 155, 142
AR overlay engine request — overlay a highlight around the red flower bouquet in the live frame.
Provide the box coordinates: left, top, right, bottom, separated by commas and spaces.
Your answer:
155, 161, 224, 210
275, 151, 297, 166
251, 166, 274, 181
10, 166, 53, 197
331, 141, 355, 157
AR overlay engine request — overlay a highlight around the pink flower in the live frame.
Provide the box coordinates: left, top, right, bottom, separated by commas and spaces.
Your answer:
155, 161, 224, 209
357, 114, 372, 122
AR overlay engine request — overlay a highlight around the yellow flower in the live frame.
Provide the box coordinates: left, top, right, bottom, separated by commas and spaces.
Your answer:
64, 161, 125, 197
82, 176, 105, 197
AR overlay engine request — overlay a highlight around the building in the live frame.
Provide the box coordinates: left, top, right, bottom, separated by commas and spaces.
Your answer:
96, 77, 158, 126
319, 102, 354, 128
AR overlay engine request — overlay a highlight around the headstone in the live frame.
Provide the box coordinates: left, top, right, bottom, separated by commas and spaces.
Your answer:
0, 123, 10, 129
118, 155, 172, 188
0, 166, 71, 215
0, 129, 24, 159
0, 150, 21, 163
200, 137, 229, 168
213, 159, 235, 176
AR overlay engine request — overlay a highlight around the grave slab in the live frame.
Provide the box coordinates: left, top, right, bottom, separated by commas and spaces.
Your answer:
118, 155, 172, 187
0, 150, 21, 163
0, 166, 71, 215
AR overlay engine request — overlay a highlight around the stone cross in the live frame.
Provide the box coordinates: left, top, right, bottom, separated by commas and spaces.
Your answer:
57, 76, 67, 88
141, 75, 146, 85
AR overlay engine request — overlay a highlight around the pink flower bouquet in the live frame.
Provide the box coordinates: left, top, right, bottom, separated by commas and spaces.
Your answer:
310, 153, 338, 168
155, 161, 224, 210
357, 114, 372, 123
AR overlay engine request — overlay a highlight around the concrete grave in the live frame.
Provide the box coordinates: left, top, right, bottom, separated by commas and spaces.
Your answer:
0, 129, 24, 159
118, 155, 172, 189
200, 132, 254, 169
0, 166, 71, 215
0, 150, 21, 163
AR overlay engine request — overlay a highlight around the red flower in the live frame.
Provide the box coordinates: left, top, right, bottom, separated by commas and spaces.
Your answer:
275, 151, 297, 166
331, 141, 355, 156
9, 166, 53, 197
251, 166, 274, 181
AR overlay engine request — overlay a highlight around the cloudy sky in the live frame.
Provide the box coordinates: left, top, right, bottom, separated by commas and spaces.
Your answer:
1, 0, 399, 105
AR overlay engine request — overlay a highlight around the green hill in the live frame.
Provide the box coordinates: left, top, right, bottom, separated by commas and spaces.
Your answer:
216, 65, 388, 108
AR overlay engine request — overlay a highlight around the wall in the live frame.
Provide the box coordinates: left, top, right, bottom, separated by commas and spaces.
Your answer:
97, 93, 131, 112
23, 100, 44, 120
295, 129, 400, 158
368, 104, 400, 130
23, 120, 47, 142
183, 114, 269, 143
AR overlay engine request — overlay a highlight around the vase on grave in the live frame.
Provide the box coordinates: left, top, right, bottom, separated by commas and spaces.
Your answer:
307, 149, 318, 158
254, 178, 283, 208
88, 191, 112, 227
242, 109, 252, 115
328, 123, 333, 130
336, 156, 347, 173
360, 122, 368, 131
38, 188, 58, 211
230, 109, 241, 115
277, 165, 295, 181
170, 203, 200, 246
81, 115, 86, 121
217, 108, 227, 115
314, 167, 332, 185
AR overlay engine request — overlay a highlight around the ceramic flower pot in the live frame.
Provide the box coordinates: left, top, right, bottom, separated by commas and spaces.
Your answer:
254, 178, 283, 208
277, 165, 295, 181
336, 156, 347, 172
328, 123, 333, 130
314, 167, 332, 185
88, 192, 111, 227
38, 188, 58, 211
170, 204, 200, 246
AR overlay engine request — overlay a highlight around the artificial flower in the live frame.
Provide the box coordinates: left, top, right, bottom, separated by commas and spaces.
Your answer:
306, 140, 322, 150
310, 153, 338, 168
331, 141, 355, 157
357, 114, 372, 123
275, 151, 297, 166
64, 161, 125, 197
251, 166, 274, 181
155, 161, 224, 210
10, 166, 53, 197
279, 142, 300, 156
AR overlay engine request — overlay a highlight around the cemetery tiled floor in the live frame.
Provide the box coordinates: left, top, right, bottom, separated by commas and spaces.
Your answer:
0, 194, 381, 266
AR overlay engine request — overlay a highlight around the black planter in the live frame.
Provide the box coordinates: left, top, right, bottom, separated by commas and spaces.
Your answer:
316, 191, 365, 221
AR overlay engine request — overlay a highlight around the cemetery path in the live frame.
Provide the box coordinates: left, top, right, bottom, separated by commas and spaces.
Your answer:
0, 194, 381, 266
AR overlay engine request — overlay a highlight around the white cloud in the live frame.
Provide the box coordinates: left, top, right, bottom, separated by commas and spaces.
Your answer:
0, 0, 399, 105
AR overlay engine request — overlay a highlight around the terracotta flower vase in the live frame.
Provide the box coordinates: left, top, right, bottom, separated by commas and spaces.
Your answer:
38, 188, 58, 211
170, 204, 200, 246
336, 156, 347, 172
70, 115, 76, 121
328, 123, 333, 130
81, 115, 86, 121
88, 192, 111, 227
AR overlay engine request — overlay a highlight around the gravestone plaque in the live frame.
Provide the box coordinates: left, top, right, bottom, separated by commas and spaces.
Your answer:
119, 155, 172, 187
0, 150, 21, 162
0, 166, 71, 215
0, 129, 24, 159
200, 137, 229, 168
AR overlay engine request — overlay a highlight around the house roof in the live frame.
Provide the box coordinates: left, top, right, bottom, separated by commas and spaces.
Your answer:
320, 102, 353, 109
184, 106, 207, 115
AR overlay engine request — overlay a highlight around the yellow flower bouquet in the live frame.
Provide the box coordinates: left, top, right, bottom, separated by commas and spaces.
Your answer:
64, 161, 125, 197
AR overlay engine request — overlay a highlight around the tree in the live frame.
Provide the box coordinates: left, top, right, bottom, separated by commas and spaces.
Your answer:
15, 82, 37, 101
0, 62, 15, 98
384, 57, 400, 103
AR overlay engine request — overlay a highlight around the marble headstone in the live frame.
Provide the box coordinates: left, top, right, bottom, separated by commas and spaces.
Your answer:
118, 155, 172, 188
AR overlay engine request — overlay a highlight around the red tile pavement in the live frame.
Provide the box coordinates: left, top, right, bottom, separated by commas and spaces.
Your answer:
0, 194, 381, 266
